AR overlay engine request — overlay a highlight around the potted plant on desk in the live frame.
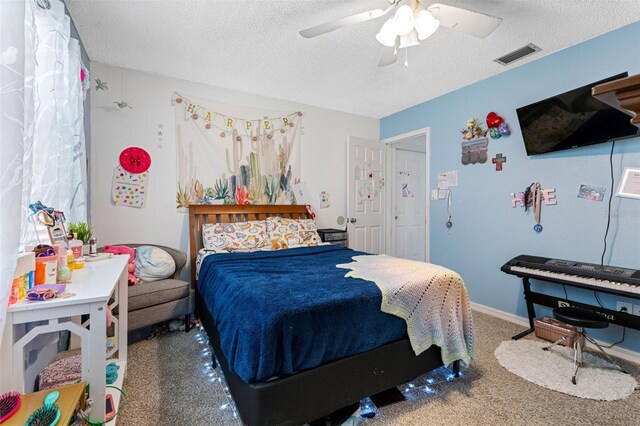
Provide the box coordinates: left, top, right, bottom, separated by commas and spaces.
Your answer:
68, 222, 93, 256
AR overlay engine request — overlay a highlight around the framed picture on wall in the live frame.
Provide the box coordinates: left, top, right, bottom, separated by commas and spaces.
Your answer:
616, 167, 640, 200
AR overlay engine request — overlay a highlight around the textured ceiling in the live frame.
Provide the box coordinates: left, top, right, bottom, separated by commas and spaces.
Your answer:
66, 0, 640, 118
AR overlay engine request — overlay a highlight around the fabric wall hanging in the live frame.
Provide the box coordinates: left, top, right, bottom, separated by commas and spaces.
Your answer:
112, 147, 151, 208
112, 167, 149, 208
172, 93, 301, 210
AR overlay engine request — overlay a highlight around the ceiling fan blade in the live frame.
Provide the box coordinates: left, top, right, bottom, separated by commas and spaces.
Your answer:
427, 3, 502, 39
300, 4, 395, 39
378, 39, 398, 67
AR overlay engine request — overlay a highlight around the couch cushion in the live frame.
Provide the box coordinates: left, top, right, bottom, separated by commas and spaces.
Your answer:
128, 279, 190, 311
128, 290, 194, 331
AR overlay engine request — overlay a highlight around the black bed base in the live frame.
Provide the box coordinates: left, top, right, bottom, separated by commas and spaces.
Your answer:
196, 292, 459, 426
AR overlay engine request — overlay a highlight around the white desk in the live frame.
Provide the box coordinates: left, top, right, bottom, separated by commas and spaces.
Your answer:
0, 255, 128, 424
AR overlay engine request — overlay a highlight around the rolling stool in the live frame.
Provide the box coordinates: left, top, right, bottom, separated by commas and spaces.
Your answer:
542, 306, 627, 385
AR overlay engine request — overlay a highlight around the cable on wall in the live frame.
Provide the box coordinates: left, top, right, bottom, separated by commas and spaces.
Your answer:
600, 140, 616, 266
594, 140, 626, 349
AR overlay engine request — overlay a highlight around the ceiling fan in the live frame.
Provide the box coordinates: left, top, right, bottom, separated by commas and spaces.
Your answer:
299, 0, 502, 67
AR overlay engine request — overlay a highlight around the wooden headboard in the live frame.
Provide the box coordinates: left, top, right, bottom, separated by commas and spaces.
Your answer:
188, 204, 312, 286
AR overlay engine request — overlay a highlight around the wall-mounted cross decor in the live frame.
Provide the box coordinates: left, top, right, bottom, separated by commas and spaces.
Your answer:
492, 153, 507, 171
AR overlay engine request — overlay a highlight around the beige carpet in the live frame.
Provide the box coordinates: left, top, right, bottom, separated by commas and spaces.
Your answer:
118, 311, 640, 425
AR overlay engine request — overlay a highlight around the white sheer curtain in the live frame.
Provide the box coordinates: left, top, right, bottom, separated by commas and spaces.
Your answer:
0, 0, 27, 345
0, 0, 87, 344
22, 0, 88, 246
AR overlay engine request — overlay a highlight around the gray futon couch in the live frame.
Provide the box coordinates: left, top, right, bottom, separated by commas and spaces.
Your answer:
109, 244, 194, 336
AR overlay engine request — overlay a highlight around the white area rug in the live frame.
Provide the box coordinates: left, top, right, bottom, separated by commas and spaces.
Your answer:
494, 340, 638, 401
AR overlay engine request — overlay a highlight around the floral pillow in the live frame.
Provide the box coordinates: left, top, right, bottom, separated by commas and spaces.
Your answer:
202, 221, 269, 251
266, 216, 322, 249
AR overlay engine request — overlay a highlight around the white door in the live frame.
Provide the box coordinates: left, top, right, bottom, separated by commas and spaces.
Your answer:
393, 148, 426, 261
347, 136, 385, 254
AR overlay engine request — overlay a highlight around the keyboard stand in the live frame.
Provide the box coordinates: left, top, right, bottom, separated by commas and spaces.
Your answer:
513, 277, 536, 340
512, 275, 640, 340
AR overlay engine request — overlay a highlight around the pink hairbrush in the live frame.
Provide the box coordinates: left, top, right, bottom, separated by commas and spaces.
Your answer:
0, 391, 21, 423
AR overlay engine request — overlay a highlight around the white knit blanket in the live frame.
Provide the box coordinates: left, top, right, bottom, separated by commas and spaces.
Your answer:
337, 255, 475, 367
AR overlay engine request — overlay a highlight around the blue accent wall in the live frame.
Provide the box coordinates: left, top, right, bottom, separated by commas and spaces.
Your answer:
381, 22, 640, 353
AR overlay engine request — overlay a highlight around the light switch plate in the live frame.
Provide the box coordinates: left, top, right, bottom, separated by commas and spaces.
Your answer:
431, 189, 438, 200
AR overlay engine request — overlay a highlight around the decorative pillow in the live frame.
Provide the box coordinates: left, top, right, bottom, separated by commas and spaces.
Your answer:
266, 216, 322, 249
135, 246, 176, 282
202, 221, 269, 251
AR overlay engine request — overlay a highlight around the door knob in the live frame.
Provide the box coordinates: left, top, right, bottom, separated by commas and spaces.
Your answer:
349, 218, 357, 223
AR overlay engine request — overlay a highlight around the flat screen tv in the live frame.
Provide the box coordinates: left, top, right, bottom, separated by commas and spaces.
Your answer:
516, 73, 638, 156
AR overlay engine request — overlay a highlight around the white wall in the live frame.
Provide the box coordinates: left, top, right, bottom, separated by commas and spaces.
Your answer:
89, 63, 379, 273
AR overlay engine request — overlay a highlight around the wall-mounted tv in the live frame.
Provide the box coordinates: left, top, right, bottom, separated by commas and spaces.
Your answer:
516, 73, 638, 156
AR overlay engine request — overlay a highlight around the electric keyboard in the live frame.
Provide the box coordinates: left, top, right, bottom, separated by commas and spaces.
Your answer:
502, 254, 640, 296
501, 254, 640, 339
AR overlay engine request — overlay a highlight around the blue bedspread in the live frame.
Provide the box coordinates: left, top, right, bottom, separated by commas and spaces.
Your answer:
197, 245, 407, 383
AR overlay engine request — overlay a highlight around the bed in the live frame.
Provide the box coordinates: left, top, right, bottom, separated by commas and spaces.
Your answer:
189, 204, 468, 426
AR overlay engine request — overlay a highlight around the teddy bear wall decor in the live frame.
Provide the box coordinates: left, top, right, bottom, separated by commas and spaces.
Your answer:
459, 113, 511, 166
460, 118, 489, 165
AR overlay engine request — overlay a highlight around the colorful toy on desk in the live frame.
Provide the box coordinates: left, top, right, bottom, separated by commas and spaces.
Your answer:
28, 201, 69, 248
0, 391, 21, 423
55, 248, 73, 284
102, 245, 138, 285
33, 245, 55, 257
106, 362, 120, 385
26, 284, 65, 302
26, 288, 57, 302
25, 390, 60, 426
33, 246, 57, 286
57, 266, 71, 283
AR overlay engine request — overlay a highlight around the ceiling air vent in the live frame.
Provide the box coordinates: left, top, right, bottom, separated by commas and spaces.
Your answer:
494, 43, 541, 66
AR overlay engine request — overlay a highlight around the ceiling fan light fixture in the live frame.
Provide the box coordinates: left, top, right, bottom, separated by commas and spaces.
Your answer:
414, 7, 440, 40
376, 18, 398, 47
399, 29, 419, 49
393, 4, 415, 36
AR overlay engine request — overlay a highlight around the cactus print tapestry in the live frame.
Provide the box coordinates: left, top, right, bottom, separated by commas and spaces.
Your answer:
173, 93, 301, 210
